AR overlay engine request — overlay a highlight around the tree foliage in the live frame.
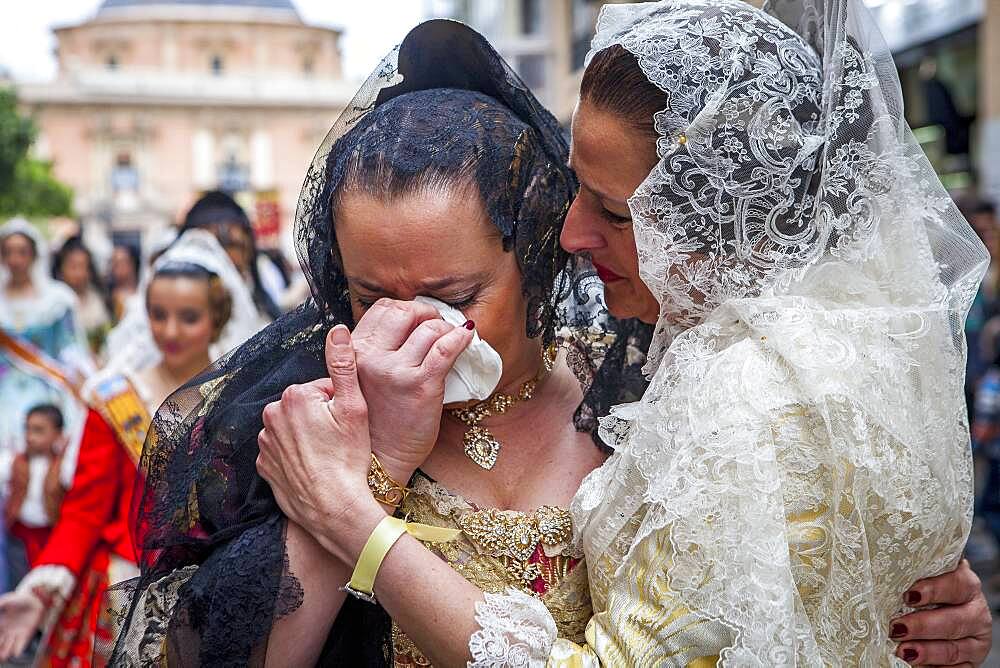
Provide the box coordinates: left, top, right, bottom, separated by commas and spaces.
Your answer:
0, 88, 73, 218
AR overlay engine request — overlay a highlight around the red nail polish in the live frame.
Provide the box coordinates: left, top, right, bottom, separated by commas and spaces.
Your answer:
890, 623, 907, 639
901, 648, 918, 662
463, 320, 475, 330
904, 590, 921, 606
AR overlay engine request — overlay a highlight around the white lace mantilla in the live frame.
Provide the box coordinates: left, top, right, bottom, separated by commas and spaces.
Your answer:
568, 0, 987, 665
465, 0, 990, 664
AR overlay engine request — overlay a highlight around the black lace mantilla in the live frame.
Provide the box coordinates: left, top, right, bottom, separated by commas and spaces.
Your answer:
110, 20, 649, 667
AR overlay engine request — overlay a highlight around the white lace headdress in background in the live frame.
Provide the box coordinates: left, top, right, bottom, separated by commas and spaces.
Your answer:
101, 228, 266, 378
0, 218, 86, 336
571, 0, 990, 664
0, 217, 94, 380
0, 217, 53, 292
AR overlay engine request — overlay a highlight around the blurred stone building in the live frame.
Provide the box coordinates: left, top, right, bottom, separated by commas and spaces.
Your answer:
15, 0, 353, 249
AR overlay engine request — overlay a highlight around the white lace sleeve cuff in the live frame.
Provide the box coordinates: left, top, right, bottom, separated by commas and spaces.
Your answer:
16, 564, 76, 601
468, 588, 557, 668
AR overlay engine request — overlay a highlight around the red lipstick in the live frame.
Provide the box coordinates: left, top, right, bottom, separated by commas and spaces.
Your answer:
592, 261, 624, 283
162, 342, 183, 355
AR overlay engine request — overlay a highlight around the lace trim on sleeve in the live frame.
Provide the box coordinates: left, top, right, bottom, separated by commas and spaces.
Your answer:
16, 564, 76, 601
468, 588, 557, 668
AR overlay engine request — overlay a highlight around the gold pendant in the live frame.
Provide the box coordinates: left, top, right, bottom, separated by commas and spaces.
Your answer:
463, 426, 501, 470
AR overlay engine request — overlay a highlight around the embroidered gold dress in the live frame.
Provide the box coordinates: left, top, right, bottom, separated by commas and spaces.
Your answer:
392, 473, 592, 667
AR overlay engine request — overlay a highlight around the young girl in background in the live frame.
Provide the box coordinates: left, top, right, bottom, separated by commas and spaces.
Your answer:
0, 230, 262, 667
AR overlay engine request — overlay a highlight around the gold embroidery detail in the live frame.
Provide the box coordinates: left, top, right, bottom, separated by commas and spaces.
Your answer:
392, 624, 433, 666
391, 480, 591, 665
457, 505, 573, 588
91, 376, 151, 466
556, 326, 619, 393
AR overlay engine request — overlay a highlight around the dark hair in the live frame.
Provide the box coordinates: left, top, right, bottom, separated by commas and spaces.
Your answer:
336, 128, 482, 210
0, 231, 38, 258
579, 45, 667, 141
322, 88, 572, 342
52, 235, 105, 292
111, 242, 141, 281
180, 191, 281, 320
148, 261, 233, 341
184, 190, 251, 231
27, 403, 64, 431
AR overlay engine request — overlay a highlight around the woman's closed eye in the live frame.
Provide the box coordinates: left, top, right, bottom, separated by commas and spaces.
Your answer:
355, 292, 479, 311
602, 207, 632, 228
354, 295, 389, 311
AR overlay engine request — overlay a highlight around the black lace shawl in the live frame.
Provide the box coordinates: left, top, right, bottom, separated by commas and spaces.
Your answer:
110, 20, 649, 667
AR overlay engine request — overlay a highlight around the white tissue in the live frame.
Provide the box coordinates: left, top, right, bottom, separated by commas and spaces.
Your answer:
414, 296, 503, 403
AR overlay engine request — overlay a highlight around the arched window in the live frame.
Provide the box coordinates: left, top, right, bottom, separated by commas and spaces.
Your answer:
111, 152, 139, 192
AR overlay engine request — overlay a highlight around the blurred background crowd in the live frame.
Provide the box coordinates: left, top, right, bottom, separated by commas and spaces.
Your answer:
0, 0, 999, 663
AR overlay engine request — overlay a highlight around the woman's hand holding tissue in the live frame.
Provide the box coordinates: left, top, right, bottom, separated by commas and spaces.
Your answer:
348, 297, 500, 483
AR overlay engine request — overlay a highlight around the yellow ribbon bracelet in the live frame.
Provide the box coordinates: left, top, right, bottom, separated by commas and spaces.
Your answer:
342, 515, 461, 604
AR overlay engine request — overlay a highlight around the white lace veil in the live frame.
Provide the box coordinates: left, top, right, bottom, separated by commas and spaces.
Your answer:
586, 0, 985, 368
101, 229, 266, 378
572, 0, 990, 663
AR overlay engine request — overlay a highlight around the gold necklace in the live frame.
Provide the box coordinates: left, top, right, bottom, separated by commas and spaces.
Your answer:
450, 343, 557, 470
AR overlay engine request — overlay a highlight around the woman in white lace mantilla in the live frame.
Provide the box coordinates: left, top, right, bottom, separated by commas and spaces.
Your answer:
0, 219, 93, 379
560, 0, 989, 664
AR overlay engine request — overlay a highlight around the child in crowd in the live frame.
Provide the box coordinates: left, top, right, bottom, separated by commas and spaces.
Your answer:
4, 405, 66, 566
